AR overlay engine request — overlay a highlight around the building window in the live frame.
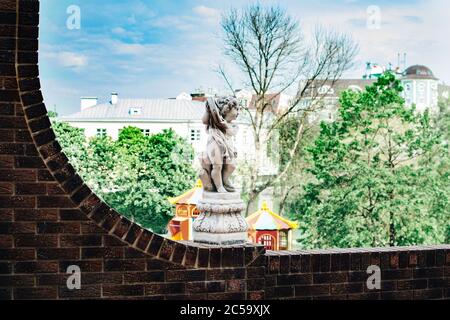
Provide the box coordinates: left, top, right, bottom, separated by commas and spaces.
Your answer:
96, 128, 107, 137
190, 129, 201, 142
318, 85, 334, 95
140, 129, 151, 136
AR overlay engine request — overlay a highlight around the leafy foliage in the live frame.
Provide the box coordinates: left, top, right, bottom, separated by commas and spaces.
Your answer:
287, 73, 449, 248
52, 122, 196, 234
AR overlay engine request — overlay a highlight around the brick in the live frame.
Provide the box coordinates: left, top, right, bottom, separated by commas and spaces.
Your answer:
182, 244, 197, 267
37, 169, 53, 181
124, 271, 165, 283
0, 249, 35, 261
278, 274, 312, 286
60, 235, 102, 247
37, 222, 80, 234
158, 239, 176, 260
295, 284, 330, 297
313, 272, 347, 284
81, 247, 123, 260
28, 116, 50, 133
18, 78, 40, 91
112, 217, 131, 239
0, 222, 35, 234
124, 247, 146, 259
0, 143, 25, 155
37, 196, 75, 208
59, 209, 88, 221
0, 169, 36, 182
80, 194, 102, 215
70, 184, 92, 204
16, 182, 47, 195
0, 182, 13, 194
331, 283, 364, 294
206, 281, 226, 293
104, 259, 145, 272
0, 288, 12, 300
0, 130, 14, 142
14, 287, 57, 300
207, 268, 245, 280
39, 141, 62, 160
33, 129, 56, 146
208, 292, 245, 300
397, 279, 427, 290
59, 260, 102, 273
15, 209, 58, 221
171, 242, 186, 265
247, 278, 265, 291
209, 247, 221, 268
59, 285, 101, 299
0, 196, 35, 208
166, 270, 205, 282
0, 262, 12, 274
102, 284, 144, 297
0, 275, 35, 287
15, 234, 58, 247
268, 255, 280, 273
0, 156, 14, 168
47, 184, 64, 195
18, 51, 38, 64
14, 261, 58, 274
80, 273, 123, 285
145, 283, 184, 295
226, 279, 246, 292
0, 209, 13, 221
60, 174, 82, 194
381, 269, 413, 280
413, 289, 443, 300
23, 103, 46, 119
413, 268, 443, 279
37, 248, 80, 260
0, 104, 14, 116
15, 156, 45, 169
0, 235, 13, 247
15, 130, 33, 142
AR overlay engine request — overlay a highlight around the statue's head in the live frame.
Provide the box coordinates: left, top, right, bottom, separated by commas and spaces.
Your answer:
216, 96, 240, 122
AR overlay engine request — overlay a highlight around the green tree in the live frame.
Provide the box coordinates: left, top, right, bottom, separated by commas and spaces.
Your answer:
288, 72, 449, 249
53, 122, 196, 234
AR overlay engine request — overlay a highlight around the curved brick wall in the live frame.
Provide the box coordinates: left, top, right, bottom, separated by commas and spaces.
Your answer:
0, 0, 448, 300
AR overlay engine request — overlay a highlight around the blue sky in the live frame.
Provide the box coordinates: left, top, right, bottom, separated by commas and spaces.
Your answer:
40, 0, 450, 115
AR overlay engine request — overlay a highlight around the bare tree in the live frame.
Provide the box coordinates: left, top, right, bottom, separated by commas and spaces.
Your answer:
220, 4, 358, 213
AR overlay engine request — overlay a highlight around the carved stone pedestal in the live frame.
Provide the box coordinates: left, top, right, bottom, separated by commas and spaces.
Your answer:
192, 192, 249, 245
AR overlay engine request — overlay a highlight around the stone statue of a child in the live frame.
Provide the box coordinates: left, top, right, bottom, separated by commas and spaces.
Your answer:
199, 97, 240, 193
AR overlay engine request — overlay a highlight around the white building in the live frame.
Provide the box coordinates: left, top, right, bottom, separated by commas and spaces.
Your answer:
401, 65, 439, 113
61, 94, 257, 168
298, 64, 442, 123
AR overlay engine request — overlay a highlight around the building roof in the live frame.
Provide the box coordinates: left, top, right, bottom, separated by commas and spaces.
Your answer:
61, 99, 205, 122
402, 65, 437, 80
246, 201, 298, 231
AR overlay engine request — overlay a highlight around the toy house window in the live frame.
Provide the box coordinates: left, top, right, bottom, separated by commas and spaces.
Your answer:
258, 234, 274, 250
279, 231, 288, 250
140, 129, 151, 136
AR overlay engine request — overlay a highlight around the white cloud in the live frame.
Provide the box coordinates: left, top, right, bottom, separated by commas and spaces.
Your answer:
193, 5, 221, 24
42, 50, 88, 68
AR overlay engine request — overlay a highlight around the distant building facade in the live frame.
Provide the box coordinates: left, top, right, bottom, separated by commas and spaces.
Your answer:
299, 64, 444, 123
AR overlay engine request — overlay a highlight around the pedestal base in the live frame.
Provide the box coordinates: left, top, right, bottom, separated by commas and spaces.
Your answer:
192, 191, 249, 245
